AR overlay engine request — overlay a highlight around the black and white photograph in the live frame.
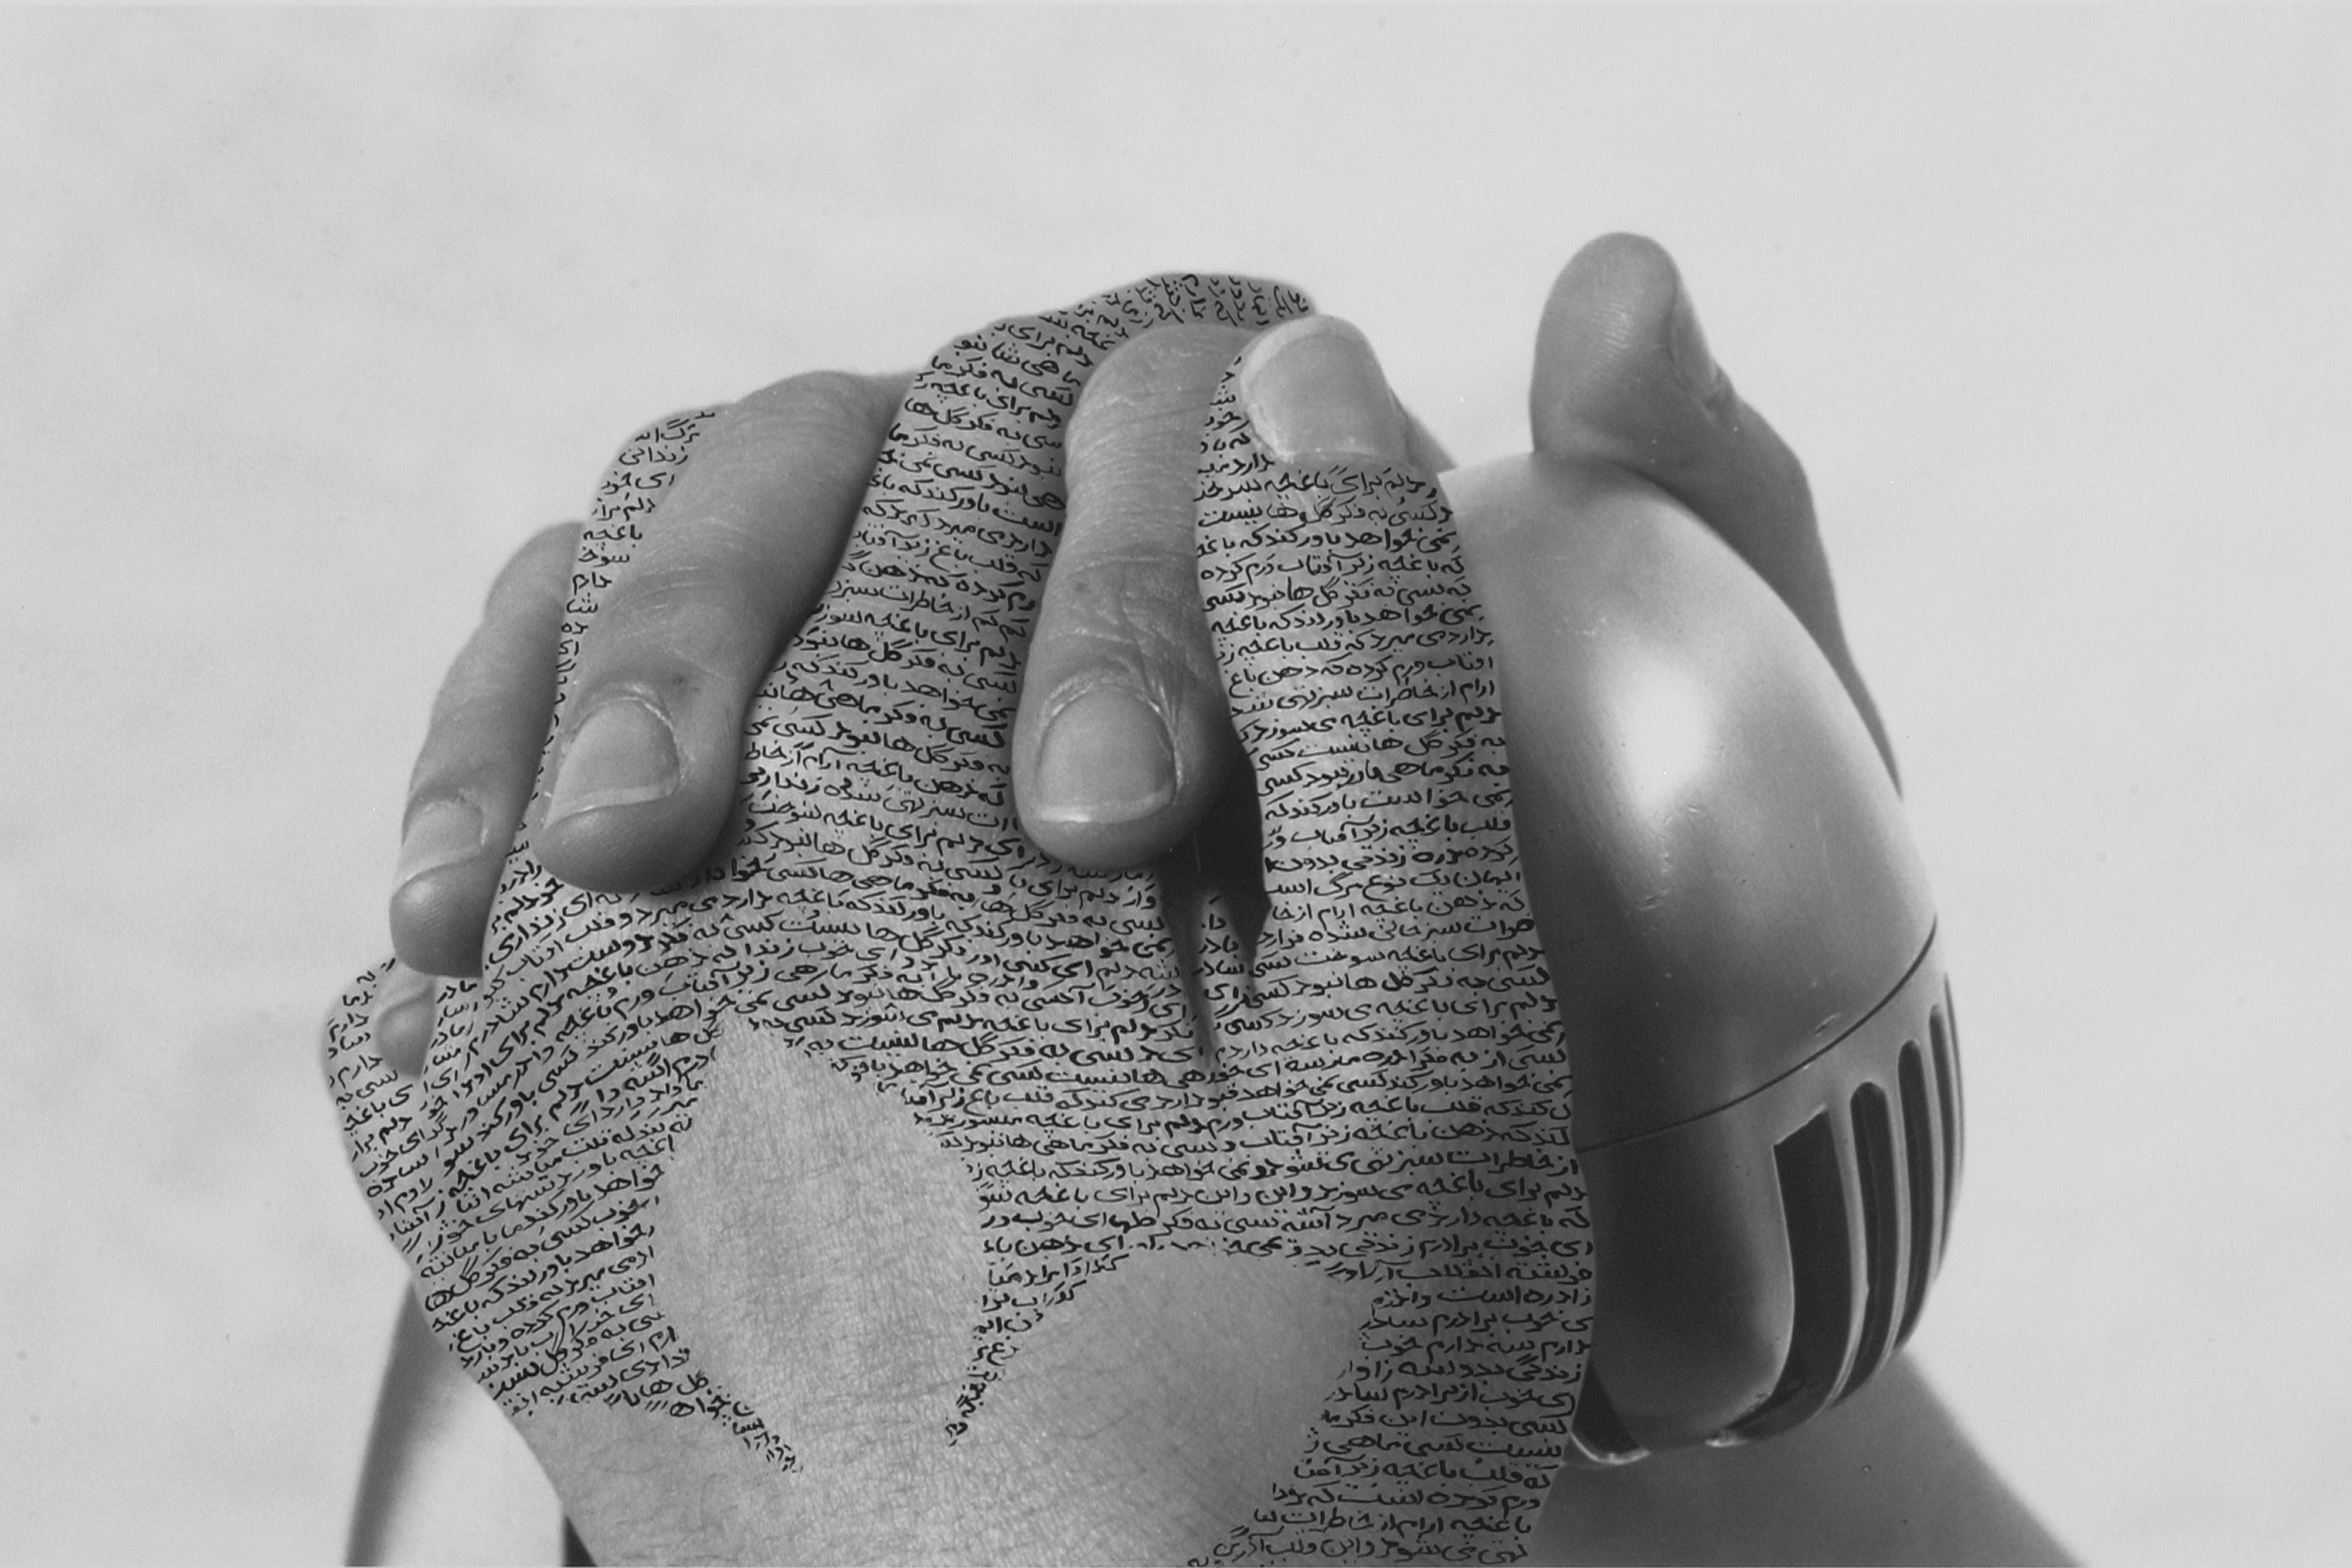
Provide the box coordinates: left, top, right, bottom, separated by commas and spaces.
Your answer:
3, 6, 2345, 1563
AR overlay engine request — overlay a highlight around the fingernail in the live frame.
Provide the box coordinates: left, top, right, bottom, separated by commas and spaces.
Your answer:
1032, 688, 1176, 824
374, 963, 436, 1079
1664, 274, 1721, 401
1238, 316, 1411, 465
546, 696, 681, 824
394, 799, 485, 891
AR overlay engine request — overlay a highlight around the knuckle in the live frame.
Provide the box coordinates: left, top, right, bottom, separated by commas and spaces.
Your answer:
1058, 554, 1203, 645
518, 519, 584, 565
1035, 583, 1221, 706
593, 559, 760, 653
423, 670, 541, 742
1071, 324, 1248, 449
733, 368, 896, 447
640, 370, 897, 556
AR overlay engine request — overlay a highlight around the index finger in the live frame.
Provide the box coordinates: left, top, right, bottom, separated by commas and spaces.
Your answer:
535, 370, 912, 892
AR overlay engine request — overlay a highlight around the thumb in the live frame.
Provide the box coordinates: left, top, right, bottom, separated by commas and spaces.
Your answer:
1195, 319, 1543, 1053
1530, 234, 1894, 780
1189, 314, 1588, 1558
1196, 314, 1566, 1135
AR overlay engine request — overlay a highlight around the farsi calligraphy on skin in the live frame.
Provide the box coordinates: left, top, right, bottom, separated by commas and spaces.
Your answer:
326, 275, 1592, 1563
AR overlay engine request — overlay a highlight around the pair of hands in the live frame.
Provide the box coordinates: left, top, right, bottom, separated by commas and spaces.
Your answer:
336, 238, 1896, 1563
375, 235, 1888, 1058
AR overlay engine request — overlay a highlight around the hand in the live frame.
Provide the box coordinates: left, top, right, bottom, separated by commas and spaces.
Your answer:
369, 232, 1925, 1454
330, 276, 1587, 1561
378, 234, 1889, 967
383, 372, 910, 963
347, 249, 2062, 1565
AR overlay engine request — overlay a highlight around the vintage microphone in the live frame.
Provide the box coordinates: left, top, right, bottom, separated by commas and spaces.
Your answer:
1447, 453, 1962, 1462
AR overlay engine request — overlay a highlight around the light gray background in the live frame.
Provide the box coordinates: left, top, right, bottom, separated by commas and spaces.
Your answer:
4, 6, 2345, 1562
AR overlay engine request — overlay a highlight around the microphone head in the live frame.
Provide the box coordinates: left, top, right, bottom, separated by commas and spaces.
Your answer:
1447, 455, 1962, 1458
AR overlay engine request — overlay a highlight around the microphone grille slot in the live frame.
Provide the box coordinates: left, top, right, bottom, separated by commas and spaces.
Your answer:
1848, 1081, 1902, 1384
1931, 992, 1964, 1250
1730, 1111, 1853, 1439
1896, 1040, 1941, 1349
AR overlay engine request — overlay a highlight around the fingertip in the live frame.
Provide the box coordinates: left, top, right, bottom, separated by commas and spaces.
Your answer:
1029, 688, 1178, 826
535, 751, 735, 891
1236, 316, 1415, 470
544, 695, 681, 822
1022, 810, 1198, 877
394, 799, 487, 887
535, 680, 744, 892
389, 794, 500, 976
388, 861, 494, 980
533, 793, 723, 894
1532, 233, 1724, 462
1018, 691, 1237, 873
372, 961, 437, 1079
1544, 234, 1683, 377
